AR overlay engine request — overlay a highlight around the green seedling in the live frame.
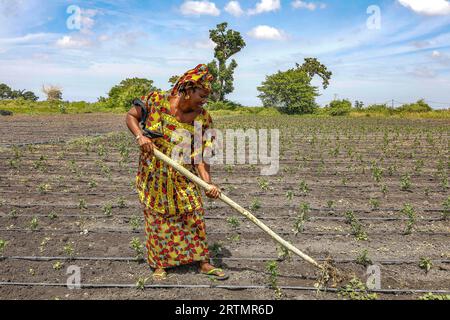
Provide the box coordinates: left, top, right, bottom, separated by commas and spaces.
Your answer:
0, 239, 7, 256
88, 179, 97, 189
277, 243, 292, 262
298, 180, 310, 195
39, 237, 51, 253
48, 211, 58, 220
78, 199, 87, 210
37, 183, 51, 194
401, 203, 416, 235
103, 203, 113, 217
356, 249, 372, 267
129, 215, 142, 231
371, 165, 383, 183
29, 217, 39, 231
418, 293, 450, 300
443, 196, 450, 220
136, 277, 149, 290
130, 238, 144, 261
117, 196, 127, 209
285, 190, 294, 202
419, 257, 433, 274
338, 277, 378, 300
292, 202, 310, 235
53, 261, 64, 270
226, 217, 240, 230
380, 184, 388, 196
266, 260, 283, 299
9, 209, 18, 219
369, 198, 380, 210
257, 178, 270, 191
400, 174, 412, 191
250, 198, 261, 211
63, 243, 75, 257
345, 211, 368, 241
210, 242, 223, 257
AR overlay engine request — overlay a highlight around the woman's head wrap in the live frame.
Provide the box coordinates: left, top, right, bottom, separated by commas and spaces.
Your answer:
170, 64, 214, 96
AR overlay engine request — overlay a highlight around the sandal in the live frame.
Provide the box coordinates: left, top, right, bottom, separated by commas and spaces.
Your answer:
152, 269, 167, 281
200, 268, 229, 281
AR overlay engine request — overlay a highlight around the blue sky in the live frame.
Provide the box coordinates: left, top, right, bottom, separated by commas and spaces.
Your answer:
1, 0, 450, 108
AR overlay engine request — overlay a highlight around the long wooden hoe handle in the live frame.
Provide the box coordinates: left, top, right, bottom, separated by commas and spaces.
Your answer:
152, 148, 323, 271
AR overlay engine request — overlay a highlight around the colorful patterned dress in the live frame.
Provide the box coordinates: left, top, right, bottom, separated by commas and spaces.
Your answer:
135, 90, 214, 269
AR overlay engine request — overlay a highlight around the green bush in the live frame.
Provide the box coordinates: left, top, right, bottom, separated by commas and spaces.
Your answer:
327, 99, 352, 116
397, 99, 432, 113
365, 104, 395, 115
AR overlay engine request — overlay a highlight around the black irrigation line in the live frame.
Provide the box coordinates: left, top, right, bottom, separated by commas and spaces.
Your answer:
1, 255, 449, 265
0, 281, 449, 295
1, 184, 449, 195
1, 203, 447, 213
0, 228, 448, 237
0, 213, 445, 222
0, 133, 114, 148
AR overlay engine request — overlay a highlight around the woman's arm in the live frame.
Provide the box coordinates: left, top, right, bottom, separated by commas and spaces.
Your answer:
126, 106, 155, 155
196, 162, 221, 199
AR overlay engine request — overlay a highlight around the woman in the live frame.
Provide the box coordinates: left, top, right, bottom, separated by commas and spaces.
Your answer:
126, 64, 228, 281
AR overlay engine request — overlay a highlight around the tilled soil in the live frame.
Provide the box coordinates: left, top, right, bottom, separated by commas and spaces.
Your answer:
0, 114, 449, 300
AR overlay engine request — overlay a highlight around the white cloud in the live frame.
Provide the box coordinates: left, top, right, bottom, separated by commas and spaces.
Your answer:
55, 35, 92, 49
431, 50, 450, 65
0, 33, 56, 45
247, 25, 285, 40
291, 1, 326, 11
180, 1, 221, 16
432, 50, 441, 58
398, 0, 450, 16
248, 0, 281, 15
225, 1, 244, 17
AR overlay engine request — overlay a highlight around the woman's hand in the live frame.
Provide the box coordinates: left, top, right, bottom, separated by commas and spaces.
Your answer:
137, 136, 155, 155
205, 184, 221, 199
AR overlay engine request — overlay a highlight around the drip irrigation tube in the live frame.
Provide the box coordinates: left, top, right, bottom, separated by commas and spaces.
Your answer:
1, 256, 449, 265
0, 282, 449, 295
0, 228, 448, 237
0, 213, 445, 222
1, 203, 446, 213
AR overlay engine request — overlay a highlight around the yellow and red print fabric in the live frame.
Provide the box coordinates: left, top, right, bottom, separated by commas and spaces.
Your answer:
136, 90, 213, 268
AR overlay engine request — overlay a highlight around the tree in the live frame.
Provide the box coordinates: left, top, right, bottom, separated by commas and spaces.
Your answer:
327, 99, 353, 116
168, 75, 179, 86
107, 78, 158, 110
42, 85, 63, 101
209, 22, 246, 102
354, 100, 364, 110
296, 58, 332, 90
0, 83, 12, 100
257, 68, 319, 115
22, 91, 39, 101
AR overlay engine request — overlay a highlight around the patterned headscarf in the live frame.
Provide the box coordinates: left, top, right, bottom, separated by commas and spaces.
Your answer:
170, 64, 214, 96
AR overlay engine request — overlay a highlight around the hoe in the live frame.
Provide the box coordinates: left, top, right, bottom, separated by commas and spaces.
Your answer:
135, 99, 342, 288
